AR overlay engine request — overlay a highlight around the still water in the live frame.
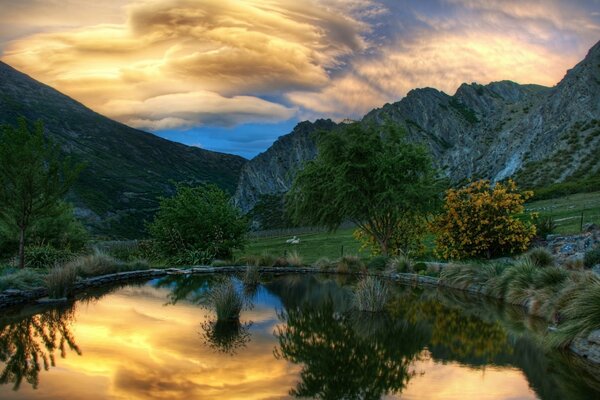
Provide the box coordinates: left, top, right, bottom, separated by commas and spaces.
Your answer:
0, 273, 599, 399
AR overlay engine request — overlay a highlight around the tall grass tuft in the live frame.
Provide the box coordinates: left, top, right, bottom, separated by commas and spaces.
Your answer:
313, 257, 334, 270
285, 251, 304, 267
548, 275, 600, 347
0, 269, 46, 291
46, 264, 78, 298
66, 251, 149, 277
206, 279, 244, 321
336, 255, 364, 273
524, 247, 554, 267
243, 265, 261, 287
354, 276, 389, 312
388, 255, 413, 273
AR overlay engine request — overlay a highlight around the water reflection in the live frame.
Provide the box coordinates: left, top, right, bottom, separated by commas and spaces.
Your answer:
275, 301, 428, 399
0, 274, 599, 399
0, 305, 80, 390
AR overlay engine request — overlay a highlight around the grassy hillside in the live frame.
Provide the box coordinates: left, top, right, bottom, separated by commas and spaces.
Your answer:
239, 191, 600, 263
0, 61, 246, 238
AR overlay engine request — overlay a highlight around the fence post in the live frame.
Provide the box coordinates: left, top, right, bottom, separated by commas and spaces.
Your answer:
581, 211, 584, 232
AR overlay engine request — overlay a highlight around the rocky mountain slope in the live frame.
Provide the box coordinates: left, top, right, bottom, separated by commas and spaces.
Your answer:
0, 61, 246, 237
235, 40, 600, 215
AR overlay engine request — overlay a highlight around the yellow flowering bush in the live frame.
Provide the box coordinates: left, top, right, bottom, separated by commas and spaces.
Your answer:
431, 180, 536, 260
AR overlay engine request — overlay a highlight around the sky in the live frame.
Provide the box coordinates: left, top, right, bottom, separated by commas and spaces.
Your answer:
0, 0, 599, 159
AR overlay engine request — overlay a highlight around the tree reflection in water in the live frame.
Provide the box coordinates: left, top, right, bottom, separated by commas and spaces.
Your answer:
0, 304, 80, 390
274, 300, 429, 399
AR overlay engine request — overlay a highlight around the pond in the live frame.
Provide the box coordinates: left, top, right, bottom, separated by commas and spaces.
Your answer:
0, 273, 599, 399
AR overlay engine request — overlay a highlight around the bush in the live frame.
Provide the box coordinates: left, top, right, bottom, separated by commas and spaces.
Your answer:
286, 251, 303, 267
148, 184, 248, 263
205, 279, 244, 321
388, 255, 413, 273
353, 214, 428, 257
367, 255, 389, 271
0, 269, 45, 291
431, 180, 536, 260
170, 248, 214, 266
46, 264, 78, 298
413, 262, 427, 273
24, 245, 75, 269
584, 247, 600, 268
353, 276, 389, 312
534, 216, 557, 239
336, 255, 365, 273
314, 257, 334, 270
524, 247, 554, 267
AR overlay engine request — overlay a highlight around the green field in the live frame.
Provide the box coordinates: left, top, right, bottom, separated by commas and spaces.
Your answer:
239, 191, 600, 264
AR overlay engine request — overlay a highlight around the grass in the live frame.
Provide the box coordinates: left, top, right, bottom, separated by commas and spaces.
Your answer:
353, 276, 390, 312
205, 279, 244, 321
526, 191, 600, 234
0, 268, 46, 291
242, 265, 261, 287
46, 264, 78, 298
238, 228, 362, 264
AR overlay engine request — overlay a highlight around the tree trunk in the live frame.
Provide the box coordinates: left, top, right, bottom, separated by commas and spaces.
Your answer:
18, 225, 26, 269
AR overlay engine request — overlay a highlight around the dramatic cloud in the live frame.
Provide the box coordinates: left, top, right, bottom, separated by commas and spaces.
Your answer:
0, 0, 599, 155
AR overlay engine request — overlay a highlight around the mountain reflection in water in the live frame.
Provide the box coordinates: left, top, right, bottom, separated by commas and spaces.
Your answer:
0, 273, 599, 399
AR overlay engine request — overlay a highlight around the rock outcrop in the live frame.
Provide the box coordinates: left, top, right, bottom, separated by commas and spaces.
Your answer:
235, 40, 600, 217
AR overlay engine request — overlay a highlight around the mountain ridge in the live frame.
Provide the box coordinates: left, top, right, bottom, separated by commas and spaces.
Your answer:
234, 40, 600, 217
0, 61, 246, 237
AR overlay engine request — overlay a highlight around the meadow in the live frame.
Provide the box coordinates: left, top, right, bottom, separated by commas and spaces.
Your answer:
239, 191, 600, 264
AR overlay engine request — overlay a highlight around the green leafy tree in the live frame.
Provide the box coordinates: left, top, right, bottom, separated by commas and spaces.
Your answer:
148, 184, 248, 261
287, 122, 441, 256
0, 119, 83, 268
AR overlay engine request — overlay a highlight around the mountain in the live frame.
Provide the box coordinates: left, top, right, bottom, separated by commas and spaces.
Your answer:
0, 61, 246, 237
235, 40, 600, 217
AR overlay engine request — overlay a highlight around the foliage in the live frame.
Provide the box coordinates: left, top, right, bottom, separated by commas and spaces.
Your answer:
336, 255, 365, 273
148, 184, 248, 262
584, 247, 600, 268
529, 176, 600, 200
388, 255, 413, 273
353, 214, 428, 257
534, 215, 557, 239
248, 193, 295, 230
46, 264, 78, 299
431, 180, 536, 260
65, 251, 149, 278
354, 276, 390, 312
367, 255, 389, 271
524, 247, 554, 268
287, 122, 441, 256
24, 245, 75, 269
204, 279, 244, 321
0, 269, 46, 291
0, 118, 83, 268
274, 300, 426, 399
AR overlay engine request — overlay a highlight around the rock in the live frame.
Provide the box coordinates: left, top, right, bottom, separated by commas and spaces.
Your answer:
571, 330, 600, 364
583, 223, 599, 232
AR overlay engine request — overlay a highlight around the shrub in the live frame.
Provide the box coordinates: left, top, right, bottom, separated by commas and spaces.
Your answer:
171, 248, 215, 266
584, 247, 600, 268
367, 255, 389, 271
524, 247, 554, 267
353, 276, 389, 312
413, 262, 428, 273
313, 257, 334, 270
431, 180, 536, 260
46, 264, 78, 298
205, 279, 244, 321
336, 255, 364, 273
0, 269, 45, 291
285, 251, 303, 267
148, 184, 248, 262
24, 245, 74, 269
534, 216, 557, 239
388, 255, 413, 273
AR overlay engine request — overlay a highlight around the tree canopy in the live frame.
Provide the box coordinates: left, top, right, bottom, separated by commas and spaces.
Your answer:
0, 119, 83, 268
286, 122, 441, 255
